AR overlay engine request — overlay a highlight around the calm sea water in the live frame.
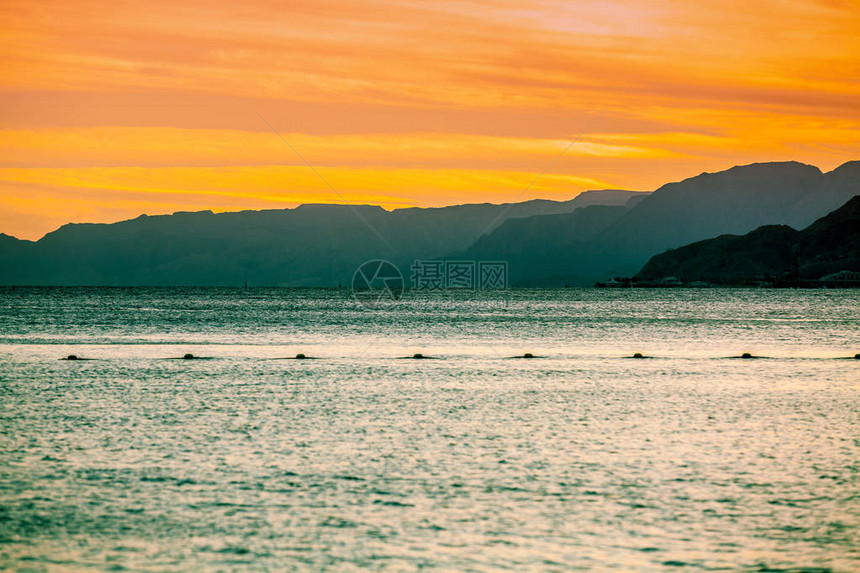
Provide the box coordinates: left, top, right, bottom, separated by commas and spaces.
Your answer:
0, 287, 858, 572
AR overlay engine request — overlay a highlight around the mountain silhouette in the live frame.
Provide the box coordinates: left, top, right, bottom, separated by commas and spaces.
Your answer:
634, 194, 860, 284
0, 190, 642, 286
1, 161, 857, 287
458, 161, 860, 285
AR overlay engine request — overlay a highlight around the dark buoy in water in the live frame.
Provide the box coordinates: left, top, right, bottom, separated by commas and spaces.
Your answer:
399, 352, 435, 359
632, 352, 645, 359
741, 352, 753, 359
506, 352, 540, 359
296, 353, 307, 360
183, 353, 195, 360
66, 354, 78, 361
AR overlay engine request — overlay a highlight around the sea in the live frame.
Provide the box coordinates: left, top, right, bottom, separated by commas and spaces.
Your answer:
0, 287, 858, 572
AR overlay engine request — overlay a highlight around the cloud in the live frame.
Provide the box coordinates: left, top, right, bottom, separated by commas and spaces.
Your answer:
0, 0, 858, 238
0, 127, 674, 169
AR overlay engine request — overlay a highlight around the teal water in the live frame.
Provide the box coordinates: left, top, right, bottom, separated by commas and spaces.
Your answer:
0, 288, 858, 571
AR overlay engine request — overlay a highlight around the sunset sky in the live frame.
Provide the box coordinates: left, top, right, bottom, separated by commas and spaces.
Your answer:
1, 0, 858, 239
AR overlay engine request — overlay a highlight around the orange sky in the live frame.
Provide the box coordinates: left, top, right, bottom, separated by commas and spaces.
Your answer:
1, 0, 858, 239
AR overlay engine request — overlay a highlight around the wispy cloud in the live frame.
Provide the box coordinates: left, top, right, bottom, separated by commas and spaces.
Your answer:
0, 0, 857, 238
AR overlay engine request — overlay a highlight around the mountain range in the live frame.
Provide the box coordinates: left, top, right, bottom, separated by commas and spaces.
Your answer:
459, 160, 859, 285
635, 194, 860, 284
0, 189, 642, 286
0, 161, 857, 286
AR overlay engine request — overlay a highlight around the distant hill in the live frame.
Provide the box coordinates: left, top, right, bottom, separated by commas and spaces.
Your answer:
450, 205, 630, 286
635, 195, 860, 283
2, 161, 858, 287
457, 161, 860, 285
0, 189, 645, 286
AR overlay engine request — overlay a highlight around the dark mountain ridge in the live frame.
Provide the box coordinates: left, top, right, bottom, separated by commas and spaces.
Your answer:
0, 190, 644, 286
459, 161, 859, 285
635, 194, 860, 284
1, 160, 857, 287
